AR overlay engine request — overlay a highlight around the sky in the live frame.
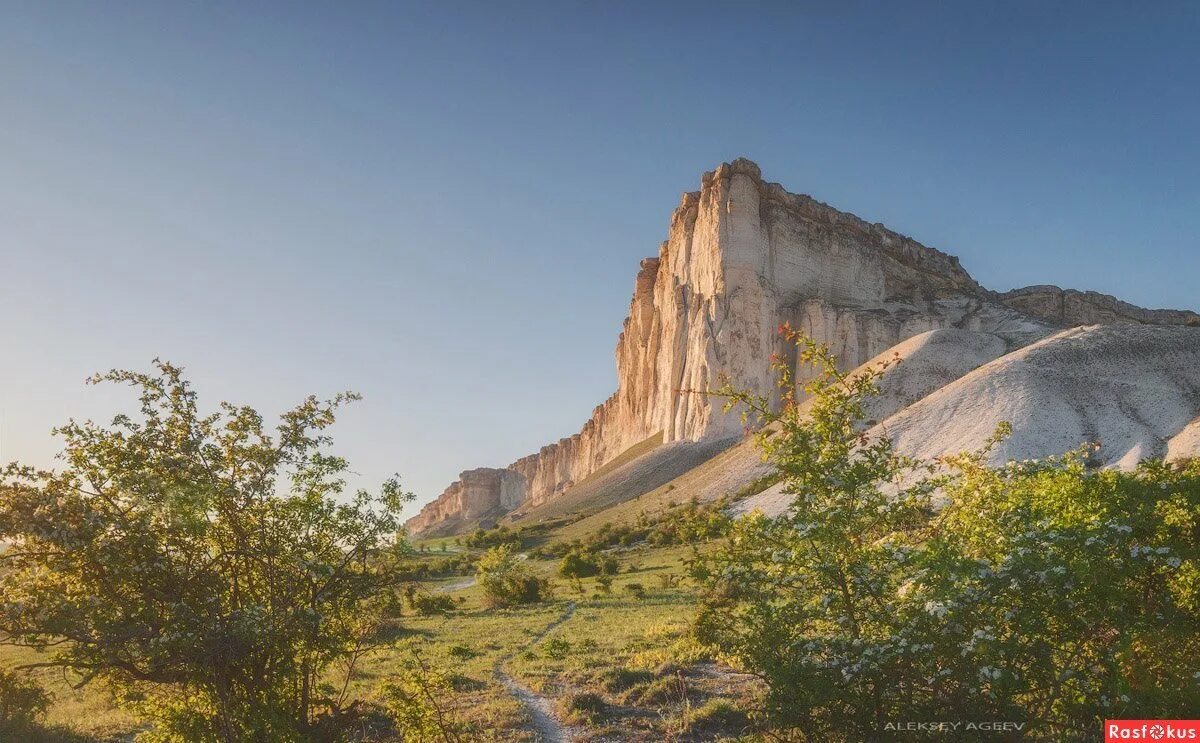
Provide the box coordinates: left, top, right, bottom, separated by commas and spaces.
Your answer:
2, 1, 1197, 512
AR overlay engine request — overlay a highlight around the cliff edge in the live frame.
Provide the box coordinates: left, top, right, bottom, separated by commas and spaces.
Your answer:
404, 159, 1196, 536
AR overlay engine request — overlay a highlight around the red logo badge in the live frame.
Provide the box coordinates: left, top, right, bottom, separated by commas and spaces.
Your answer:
1106, 721, 1200, 741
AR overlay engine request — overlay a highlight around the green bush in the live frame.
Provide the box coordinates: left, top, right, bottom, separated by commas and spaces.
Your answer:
695, 329, 1200, 740
411, 591, 457, 616
624, 582, 646, 599
380, 648, 465, 742
0, 362, 409, 742
596, 667, 653, 693
0, 669, 50, 734
476, 545, 549, 608
445, 644, 477, 661
558, 692, 607, 725
543, 637, 572, 659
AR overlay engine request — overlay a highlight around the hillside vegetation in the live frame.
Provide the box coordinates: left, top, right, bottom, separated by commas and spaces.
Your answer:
2, 336, 1198, 741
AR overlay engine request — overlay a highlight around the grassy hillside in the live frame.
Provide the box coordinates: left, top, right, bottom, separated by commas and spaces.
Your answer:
1, 494, 762, 742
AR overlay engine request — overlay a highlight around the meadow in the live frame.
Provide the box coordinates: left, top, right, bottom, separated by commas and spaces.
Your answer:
1, 511, 765, 742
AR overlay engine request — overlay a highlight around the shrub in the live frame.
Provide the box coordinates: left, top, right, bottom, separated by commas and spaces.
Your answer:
445, 644, 476, 661
0, 362, 409, 742
630, 673, 688, 706
624, 582, 646, 599
558, 692, 607, 725
0, 669, 50, 733
411, 592, 457, 616
543, 637, 572, 659
558, 548, 618, 591
476, 545, 549, 608
596, 667, 653, 694
695, 328, 1200, 740
380, 648, 465, 742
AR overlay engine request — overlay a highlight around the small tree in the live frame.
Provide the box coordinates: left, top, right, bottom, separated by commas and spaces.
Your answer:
380, 647, 464, 743
559, 548, 601, 593
0, 361, 411, 742
0, 669, 50, 737
693, 328, 1200, 739
476, 545, 547, 608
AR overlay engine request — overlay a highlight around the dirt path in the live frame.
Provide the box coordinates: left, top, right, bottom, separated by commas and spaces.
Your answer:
435, 576, 475, 593
493, 601, 579, 742
436, 553, 530, 594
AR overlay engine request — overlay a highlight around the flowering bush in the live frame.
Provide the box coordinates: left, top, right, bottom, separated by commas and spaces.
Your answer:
0, 362, 411, 742
693, 329, 1200, 740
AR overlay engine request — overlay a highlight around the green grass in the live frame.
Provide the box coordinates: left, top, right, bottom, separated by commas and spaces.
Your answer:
3, 499, 761, 741
0, 644, 139, 740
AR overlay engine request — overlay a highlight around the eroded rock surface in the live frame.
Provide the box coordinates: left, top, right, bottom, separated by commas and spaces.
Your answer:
999, 285, 1200, 327
404, 160, 1196, 535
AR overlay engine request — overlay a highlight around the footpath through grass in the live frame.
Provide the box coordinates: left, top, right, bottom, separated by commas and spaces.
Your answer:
2, 516, 762, 742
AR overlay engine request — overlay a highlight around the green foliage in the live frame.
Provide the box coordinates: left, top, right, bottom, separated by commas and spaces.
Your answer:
379, 647, 464, 742
543, 637, 572, 659
465, 526, 512, 549
475, 545, 548, 608
0, 361, 411, 742
463, 523, 539, 550
694, 328, 1200, 740
558, 691, 607, 725
624, 582, 646, 599
542, 499, 732, 558
643, 498, 732, 546
564, 550, 598, 578
0, 668, 50, 734
444, 644, 476, 661
596, 667, 653, 694
410, 591, 457, 616
558, 548, 618, 593
397, 552, 477, 581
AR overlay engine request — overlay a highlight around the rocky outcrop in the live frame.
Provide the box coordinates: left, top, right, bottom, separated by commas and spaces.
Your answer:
404, 159, 1196, 535
407, 468, 525, 535
735, 324, 1200, 518
999, 285, 1200, 327
876, 325, 1200, 468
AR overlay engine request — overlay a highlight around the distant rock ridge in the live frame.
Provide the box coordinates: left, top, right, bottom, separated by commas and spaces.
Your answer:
403, 159, 1196, 536
998, 285, 1200, 327
413, 468, 525, 530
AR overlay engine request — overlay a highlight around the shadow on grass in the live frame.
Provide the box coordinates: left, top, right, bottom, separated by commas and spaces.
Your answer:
372, 621, 437, 644
1, 721, 113, 742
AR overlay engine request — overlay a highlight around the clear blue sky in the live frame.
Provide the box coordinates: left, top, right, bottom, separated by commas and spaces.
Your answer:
2, 2, 1197, 511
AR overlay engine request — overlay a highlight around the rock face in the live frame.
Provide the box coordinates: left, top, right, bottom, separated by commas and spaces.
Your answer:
404, 159, 1196, 536
999, 286, 1200, 327
875, 325, 1200, 468
411, 469, 526, 533
734, 325, 1200, 519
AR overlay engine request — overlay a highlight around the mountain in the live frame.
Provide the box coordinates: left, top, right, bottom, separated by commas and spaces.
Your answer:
405, 159, 1200, 536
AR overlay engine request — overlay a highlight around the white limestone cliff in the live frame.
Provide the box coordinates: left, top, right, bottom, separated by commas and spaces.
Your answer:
404, 159, 1191, 536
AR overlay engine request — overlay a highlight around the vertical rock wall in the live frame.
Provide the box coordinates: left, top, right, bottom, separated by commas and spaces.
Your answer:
404, 159, 1036, 534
